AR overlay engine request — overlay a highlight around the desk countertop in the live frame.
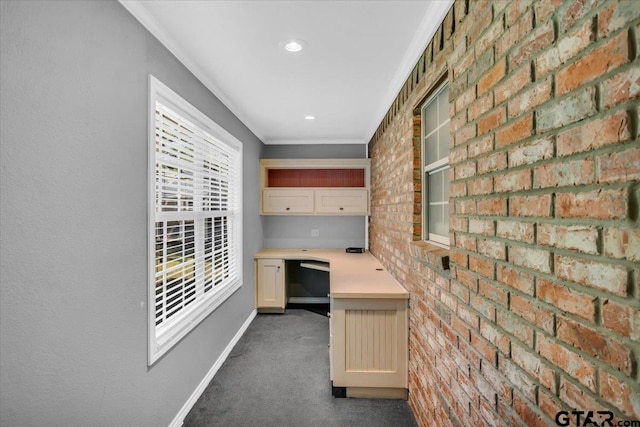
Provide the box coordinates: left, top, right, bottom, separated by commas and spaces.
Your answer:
254, 249, 409, 299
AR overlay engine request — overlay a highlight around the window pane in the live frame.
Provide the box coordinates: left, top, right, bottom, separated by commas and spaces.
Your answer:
443, 168, 450, 200
429, 205, 445, 237
425, 133, 438, 166
438, 85, 449, 124
424, 101, 438, 134
428, 169, 444, 203
438, 120, 450, 159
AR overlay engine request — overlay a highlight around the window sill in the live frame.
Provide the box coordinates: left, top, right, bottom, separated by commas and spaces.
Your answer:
410, 241, 450, 271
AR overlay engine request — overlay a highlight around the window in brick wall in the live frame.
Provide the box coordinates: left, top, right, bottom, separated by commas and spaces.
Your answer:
421, 82, 450, 247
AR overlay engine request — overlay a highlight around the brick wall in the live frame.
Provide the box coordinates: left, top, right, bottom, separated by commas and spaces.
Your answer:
368, 0, 640, 425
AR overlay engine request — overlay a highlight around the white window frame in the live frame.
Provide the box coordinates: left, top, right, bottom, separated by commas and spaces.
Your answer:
148, 75, 243, 365
421, 82, 450, 247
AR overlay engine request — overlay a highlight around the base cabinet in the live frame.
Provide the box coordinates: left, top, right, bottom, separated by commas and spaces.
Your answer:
255, 259, 285, 312
330, 297, 408, 398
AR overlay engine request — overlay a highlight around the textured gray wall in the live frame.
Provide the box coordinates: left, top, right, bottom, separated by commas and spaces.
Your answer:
262, 144, 368, 249
0, 1, 263, 426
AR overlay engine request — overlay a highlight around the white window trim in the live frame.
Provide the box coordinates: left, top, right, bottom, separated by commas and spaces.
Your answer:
421, 81, 450, 247
147, 75, 243, 365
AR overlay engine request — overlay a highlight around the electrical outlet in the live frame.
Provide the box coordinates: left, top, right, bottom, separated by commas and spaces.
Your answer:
311, 229, 319, 237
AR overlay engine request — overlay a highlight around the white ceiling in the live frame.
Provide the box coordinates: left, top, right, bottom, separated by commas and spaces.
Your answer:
120, 0, 452, 145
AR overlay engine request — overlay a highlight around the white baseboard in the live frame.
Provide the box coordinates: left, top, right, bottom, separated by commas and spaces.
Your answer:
169, 308, 257, 427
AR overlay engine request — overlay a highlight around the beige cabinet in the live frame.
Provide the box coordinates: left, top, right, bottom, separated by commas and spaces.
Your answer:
315, 189, 368, 214
260, 159, 370, 216
262, 189, 314, 214
255, 259, 285, 312
330, 297, 408, 399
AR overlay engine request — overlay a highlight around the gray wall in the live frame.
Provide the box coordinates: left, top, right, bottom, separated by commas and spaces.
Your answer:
262, 144, 368, 249
0, 1, 263, 426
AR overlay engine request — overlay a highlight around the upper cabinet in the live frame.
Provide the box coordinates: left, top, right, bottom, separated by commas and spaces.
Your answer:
260, 158, 371, 216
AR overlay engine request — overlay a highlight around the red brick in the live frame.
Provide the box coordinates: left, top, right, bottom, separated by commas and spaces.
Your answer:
469, 255, 495, 279
480, 319, 510, 355
533, 158, 595, 188
478, 58, 506, 95
556, 30, 629, 96
513, 392, 548, 427
496, 220, 534, 244
536, 277, 596, 322
455, 161, 476, 180
507, 76, 552, 119
599, 370, 640, 418
478, 107, 506, 135
493, 169, 531, 193
497, 309, 533, 347
536, 224, 598, 254
603, 226, 640, 262
536, 86, 596, 133
479, 280, 508, 306
469, 218, 495, 236
556, 315, 634, 375
471, 332, 497, 366
560, 376, 603, 412
601, 66, 640, 110
602, 298, 640, 340
455, 122, 477, 146
477, 238, 506, 260
509, 19, 555, 69
556, 188, 627, 220
536, 333, 596, 391
471, 293, 495, 321
477, 151, 507, 175
476, 197, 507, 216
509, 245, 551, 273
508, 137, 553, 168
509, 293, 554, 334
495, 113, 533, 148
468, 92, 494, 122
509, 193, 552, 217
450, 181, 467, 197
538, 388, 563, 421
468, 176, 493, 196
467, 135, 494, 158
597, 146, 640, 184
497, 265, 534, 295
555, 255, 628, 296
535, 18, 593, 78
598, 0, 640, 38
558, 0, 607, 33
534, 0, 562, 22
500, 356, 537, 402
512, 342, 556, 390
496, 8, 534, 58
556, 110, 632, 156
494, 65, 531, 106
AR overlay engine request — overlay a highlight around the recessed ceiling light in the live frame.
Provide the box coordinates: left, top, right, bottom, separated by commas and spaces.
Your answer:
304, 115, 315, 120
285, 41, 303, 52
280, 39, 307, 53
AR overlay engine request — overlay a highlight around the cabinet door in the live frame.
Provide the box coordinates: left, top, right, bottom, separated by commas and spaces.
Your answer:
331, 298, 408, 389
256, 259, 285, 311
262, 189, 314, 214
315, 189, 368, 214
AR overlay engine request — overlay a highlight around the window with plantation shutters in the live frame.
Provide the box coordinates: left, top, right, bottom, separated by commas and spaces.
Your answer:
148, 76, 242, 365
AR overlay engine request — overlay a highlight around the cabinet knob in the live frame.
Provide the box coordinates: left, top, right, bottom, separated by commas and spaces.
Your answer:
285, 207, 290, 211
339, 207, 344, 211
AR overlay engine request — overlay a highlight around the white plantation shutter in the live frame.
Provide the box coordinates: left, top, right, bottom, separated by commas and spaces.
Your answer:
148, 76, 242, 365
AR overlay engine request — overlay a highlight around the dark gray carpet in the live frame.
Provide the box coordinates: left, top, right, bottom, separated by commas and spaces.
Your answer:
184, 309, 418, 427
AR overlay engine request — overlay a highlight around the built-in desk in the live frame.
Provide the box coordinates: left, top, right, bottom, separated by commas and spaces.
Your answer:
254, 249, 409, 399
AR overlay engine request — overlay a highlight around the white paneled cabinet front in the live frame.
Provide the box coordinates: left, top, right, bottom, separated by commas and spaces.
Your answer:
315, 189, 368, 214
262, 189, 314, 214
255, 258, 285, 312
